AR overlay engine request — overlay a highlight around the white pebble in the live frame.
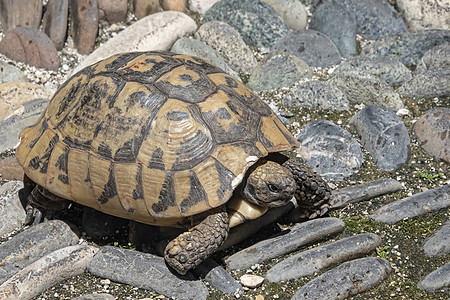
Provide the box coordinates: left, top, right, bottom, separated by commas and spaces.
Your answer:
240, 274, 264, 288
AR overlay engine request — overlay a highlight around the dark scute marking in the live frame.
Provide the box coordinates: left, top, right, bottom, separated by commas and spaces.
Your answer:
180, 171, 207, 214
167, 111, 189, 121
148, 147, 165, 170
56, 76, 85, 119
55, 146, 70, 173
172, 129, 213, 171
152, 172, 176, 213
104, 52, 144, 71
219, 85, 272, 117
225, 76, 238, 88
217, 107, 231, 119
179, 73, 194, 83
114, 139, 137, 163
39, 134, 60, 174
132, 163, 144, 200
63, 136, 92, 150
29, 156, 40, 169
58, 174, 69, 185
273, 118, 297, 145
29, 118, 49, 148
98, 142, 113, 159
98, 164, 118, 204
214, 159, 235, 203
93, 121, 104, 138
184, 56, 225, 74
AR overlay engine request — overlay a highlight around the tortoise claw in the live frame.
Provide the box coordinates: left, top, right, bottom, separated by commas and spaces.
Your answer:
25, 204, 44, 225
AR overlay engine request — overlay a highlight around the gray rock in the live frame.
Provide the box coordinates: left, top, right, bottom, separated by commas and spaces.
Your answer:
312, 0, 407, 40
89, 246, 208, 300
417, 262, 450, 292
398, 69, 450, 98
416, 43, 450, 74
309, 1, 356, 58
73, 294, 116, 300
0, 98, 49, 153
361, 30, 450, 65
42, 0, 69, 50
247, 53, 311, 91
371, 184, 450, 224
272, 29, 341, 68
329, 73, 404, 111
170, 37, 239, 79
296, 120, 363, 181
397, 0, 449, 31
0, 0, 42, 30
413, 107, 450, 163
349, 105, 410, 171
282, 80, 349, 111
194, 21, 257, 74
0, 245, 98, 300
0, 61, 28, 84
423, 220, 450, 256
203, 0, 290, 48
70, 0, 99, 55
291, 257, 392, 300
189, 0, 219, 14
330, 178, 403, 209
266, 233, 381, 282
262, 0, 307, 30
0, 220, 79, 284
193, 258, 243, 296
332, 56, 412, 86
0, 181, 25, 237
225, 217, 345, 270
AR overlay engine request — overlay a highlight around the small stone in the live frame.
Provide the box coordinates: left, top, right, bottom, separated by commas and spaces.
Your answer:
131, 0, 161, 19
0, 27, 60, 71
423, 220, 450, 256
261, 0, 307, 30
0, 61, 28, 84
371, 184, 450, 224
0, 245, 98, 300
397, 0, 450, 31
225, 218, 345, 270
73, 293, 116, 300
160, 0, 186, 12
189, 0, 219, 14
398, 69, 450, 99
413, 107, 450, 163
266, 233, 381, 282
42, 0, 69, 50
330, 178, 403, 209
291, 257, 392, 299
193, 259, 243, 296
98, 0, 127, 24
247, 53, 310, 92
416, 43, 450, 73
296, 120, 363, 181
240, 274, 264, 288
0, 0, 43, 30
272, 29, 341, 68
349, 105, 410, 171
417, 262, 450, 292
0, 181, 25, 237
70, 0, 99, 55
71, 11, 197, 75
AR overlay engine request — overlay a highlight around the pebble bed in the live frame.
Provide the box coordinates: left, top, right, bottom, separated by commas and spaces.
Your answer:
0, 0, 449, 299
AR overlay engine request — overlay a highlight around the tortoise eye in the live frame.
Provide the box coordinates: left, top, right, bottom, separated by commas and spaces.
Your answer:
268, 183, 280, 193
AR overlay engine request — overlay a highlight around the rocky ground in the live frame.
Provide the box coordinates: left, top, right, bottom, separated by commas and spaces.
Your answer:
0, 0, 449, 299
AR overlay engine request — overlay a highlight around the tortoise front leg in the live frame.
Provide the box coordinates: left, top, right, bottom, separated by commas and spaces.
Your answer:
282, 159, 331, 219
25, 185, 70, 225
164, 210, 229, 275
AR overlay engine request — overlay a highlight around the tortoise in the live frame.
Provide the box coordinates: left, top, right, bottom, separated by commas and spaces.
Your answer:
16, 51, 330, 275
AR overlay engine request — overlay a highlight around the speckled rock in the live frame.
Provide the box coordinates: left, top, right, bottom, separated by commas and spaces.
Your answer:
371, 184, 450, 224
332, 56, 412, 86
329, 73, 403, 111
98, 0, 127, 24
309, 1, 356, 58
266, 233, 381, 282
194, 21, 257, 74
296, 120, 363, 181
0, 181, 25, 238
70, 0, 99, 54
311, 0, 407, 40
361, 29, 450, 65
423, 220, 450, 256
330, 178, 403, 209
412, 107, 449, 163
397, 0, 450, 31
0, 61, 28, 84
42, 0, 69, 50
398, 69, 450, 98
0, 220, 80, 284
170, 37, 239, 79
247, 53, 310, 91
282, 80, 349, 111
71, 11, 197, 74
0, 245, 98, 300
272, 29, 341, 68
262, 0, 307, 30
73, 294, 116, 300
89, 246, 208, 300
203, 0, 290, 48
349, 105, 410, 171
418, 262, 450, 292
225, 218, 345, 270
291, 257, 392, 300
0, 0, 43, 30
193, 259, 243, 296
0, 27, 60, 71
189, 0, 219, 14
416, 43, 450, 73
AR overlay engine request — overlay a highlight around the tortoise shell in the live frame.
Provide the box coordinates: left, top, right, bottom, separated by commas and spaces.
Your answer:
16, 51, 299, 226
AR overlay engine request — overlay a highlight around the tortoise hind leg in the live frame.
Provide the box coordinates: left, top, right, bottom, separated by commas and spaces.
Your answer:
25, 185, 70, 225
164, 209, 229, 275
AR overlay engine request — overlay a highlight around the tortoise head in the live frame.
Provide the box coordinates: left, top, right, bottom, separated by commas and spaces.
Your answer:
243, 160, 296, 207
